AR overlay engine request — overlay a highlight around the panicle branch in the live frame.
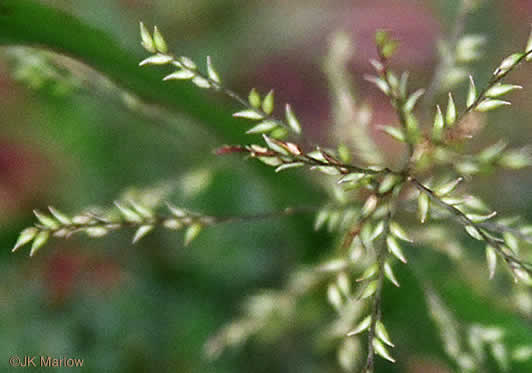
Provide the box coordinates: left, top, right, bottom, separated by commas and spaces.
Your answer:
12, 203, 316, 256
10, 17, 532, 373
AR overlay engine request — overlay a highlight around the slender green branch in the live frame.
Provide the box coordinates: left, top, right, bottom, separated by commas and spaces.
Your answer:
215, 141, 398, 177
167, 53, 293, 134
13, 204, 319, 256
138, 26, 303, 138
376, 59, 415, 166
450, 48, 532, 138
363, 220, 390, 373
477, 221, 532, 243
409, 177, 532, 276
362, 187, 403, 372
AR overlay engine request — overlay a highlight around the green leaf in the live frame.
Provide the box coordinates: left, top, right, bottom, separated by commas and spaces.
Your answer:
359, 264, 379, 282
475, 99, 511, 112
139, 54, 172, 66
386, 236, 407, 263
390, 221, 412, 242
233, 110, 264, 120
337, 173, 365, 184
30, 231, 50, 257
486, 245, 497, 279
503, 232, 519, 252
467, 75, 477, 107
467, 211, 497, 223
167, 203, 187, 218
370, 222, 385, 241
184, 223, 202, 246
347, 316, 371, 336
377, 125, 405, 142
248, 89, 261, 108
365, 75, 390, 95
386, 71, 399, 92
48, 207, 72, 225
192, 76, 211, 89
163, 70, 195, 81
285, 104, 302, 134
495, 53, 523, 76
361, 195, 378, 218
257, 156, 282, 167
399, 71, 409, 98
418, 193, 429, 223
456, 160, 481, 175
485, 84, 522, 98
465, 225, 483, 240
403, 88, 425, 112
337, 271, 352, 297
313, 166, 341, 176
360, 280, 378, 299
327, 284, 343, 310
246, 120, 278, 134
282, 142, 302, 155
33, 210, 59, 229
405, 116, 420, 145
139, 22, 155, 53
376, 321, 394, 347
179, 56, 197, 70
132, 225, 154, 244
314, 209, 330, 231
152, 26, 167, 54
337, 144, 351, 163
13, 227, 39, 252
269, 127, 288, 139
432, 105, 444, 141
375, 30, 390, 48
383, 262, 400, 287
129, 200, 154, 219
262, 90, 274, 115
446, 93, 456, 127
206, 56, 221, 84
373, 338, 396, 363
163, 219, 183, 231
262, 134, 288, 155
515, 269, 532, 285
435, 177, 463, 196
275, 162, 304, 173
307, 149, 327, 163
378, 174, 400, 194
381, 39, 399, 59
526, 26, 532, 54
114, 202, 143, 223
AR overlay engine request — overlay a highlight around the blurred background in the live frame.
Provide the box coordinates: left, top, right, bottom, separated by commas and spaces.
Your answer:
1, 0, 532, 372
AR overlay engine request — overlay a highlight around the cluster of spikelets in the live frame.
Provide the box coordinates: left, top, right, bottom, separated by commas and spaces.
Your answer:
12, 202, 207, 256
12, 19, 532, 373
